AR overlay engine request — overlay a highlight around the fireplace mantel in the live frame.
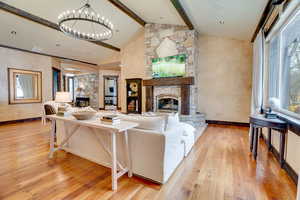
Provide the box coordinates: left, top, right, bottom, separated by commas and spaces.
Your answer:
143, 77, 194, 86
142, 77, 194, 115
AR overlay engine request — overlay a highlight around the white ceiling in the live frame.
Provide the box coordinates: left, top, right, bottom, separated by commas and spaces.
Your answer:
0, 0, 141, 64
179, 0, 269, 40
0, 10, 115, 64
0, 0, 268, 64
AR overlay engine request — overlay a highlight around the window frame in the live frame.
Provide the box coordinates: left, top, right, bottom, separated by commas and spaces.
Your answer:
266, 3, 300, 120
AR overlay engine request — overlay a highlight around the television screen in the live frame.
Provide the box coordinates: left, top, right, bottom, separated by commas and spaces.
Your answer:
152, 54, 186, 78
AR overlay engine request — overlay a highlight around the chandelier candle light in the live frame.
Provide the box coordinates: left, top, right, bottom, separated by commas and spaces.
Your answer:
58, 0, 114, 41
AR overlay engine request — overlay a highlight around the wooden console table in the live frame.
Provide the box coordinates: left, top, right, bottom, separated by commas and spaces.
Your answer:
249, 114, 288, 167
47, 114, 138, 191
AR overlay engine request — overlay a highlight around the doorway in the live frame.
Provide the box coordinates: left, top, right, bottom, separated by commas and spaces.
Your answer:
103, 76, 118, 110
52, 68, 61, 100
67, 77, 75, 102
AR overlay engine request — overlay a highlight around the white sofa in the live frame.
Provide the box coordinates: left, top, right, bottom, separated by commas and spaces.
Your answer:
118, 114, 196, 183
56, 112, 197, 184
128, 126, 185, 183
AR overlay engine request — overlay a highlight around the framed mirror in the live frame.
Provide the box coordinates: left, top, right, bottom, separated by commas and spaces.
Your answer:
8, 68, 42, 104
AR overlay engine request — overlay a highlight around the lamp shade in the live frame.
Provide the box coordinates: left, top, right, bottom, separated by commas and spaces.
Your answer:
55, 92, 72, 103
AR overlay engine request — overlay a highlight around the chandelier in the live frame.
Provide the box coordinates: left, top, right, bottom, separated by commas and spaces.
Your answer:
58, 0, 114, 41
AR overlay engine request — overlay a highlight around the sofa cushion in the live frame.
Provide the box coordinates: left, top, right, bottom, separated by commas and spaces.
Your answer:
167, 113, 180, 128
149, 112, 180, 131
120, 115, 166, 132
144, 112, 168, 131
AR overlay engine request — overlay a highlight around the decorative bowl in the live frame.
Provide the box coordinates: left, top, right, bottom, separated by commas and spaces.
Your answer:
72, 111, 96, 120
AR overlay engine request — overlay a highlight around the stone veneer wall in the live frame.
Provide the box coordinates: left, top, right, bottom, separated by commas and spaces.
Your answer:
144, 23, 199, 115
74, 73, 99, 109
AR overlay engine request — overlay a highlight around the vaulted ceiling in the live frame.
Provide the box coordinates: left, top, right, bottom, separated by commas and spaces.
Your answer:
179, 0, 269, 41
0, 0, 268, 66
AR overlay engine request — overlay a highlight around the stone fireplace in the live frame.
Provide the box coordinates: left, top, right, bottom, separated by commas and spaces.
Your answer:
144, 23, 199, 116
143, 77, 205, 128
143, 77, 193, 115
142, 23, 206, 127
156, 94, 180, 113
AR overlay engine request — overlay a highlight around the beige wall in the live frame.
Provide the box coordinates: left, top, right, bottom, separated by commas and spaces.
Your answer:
99, 51, 121, 66
197, 35, 253, 122
120, 30, 146, 113
99, 69, 121, 108
0, 47, 53, 122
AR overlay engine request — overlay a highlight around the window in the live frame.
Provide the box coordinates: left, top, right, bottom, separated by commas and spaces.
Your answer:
281, 10, 300, 114
282, 39, 300, 113
267, 7, 300, 117
268, 35, 280, 98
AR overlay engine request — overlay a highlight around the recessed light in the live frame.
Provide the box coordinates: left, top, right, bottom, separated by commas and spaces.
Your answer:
10, 31, 16, 35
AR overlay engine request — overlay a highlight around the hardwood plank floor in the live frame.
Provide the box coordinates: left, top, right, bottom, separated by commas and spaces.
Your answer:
0, 121, 296, 200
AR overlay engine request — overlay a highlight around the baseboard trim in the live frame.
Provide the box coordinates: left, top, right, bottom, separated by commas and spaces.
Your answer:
283, 161, 299, 185
261, 133, 298, 185
206, 120, 250, 127
99, 107, 122, 111
0, 117, 41, 126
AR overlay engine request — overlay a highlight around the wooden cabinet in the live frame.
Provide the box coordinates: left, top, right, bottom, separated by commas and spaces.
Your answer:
126, 78, 142, 114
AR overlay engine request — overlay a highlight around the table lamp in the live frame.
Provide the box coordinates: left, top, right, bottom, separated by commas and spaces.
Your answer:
55, 92, 71, 116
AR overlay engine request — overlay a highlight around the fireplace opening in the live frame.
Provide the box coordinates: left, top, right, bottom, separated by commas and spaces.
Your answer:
157, 97, 179, 112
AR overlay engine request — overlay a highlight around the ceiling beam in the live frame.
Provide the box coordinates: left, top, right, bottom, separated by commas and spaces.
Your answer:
91, 41, 120, 51
0, 44, 99, 66
251, 0, 274, 42
0, 1, 120, 51
98, 66, 121, 71
107, 0, 146, 26
170, 0, 194, 30
61, 64, 98, 73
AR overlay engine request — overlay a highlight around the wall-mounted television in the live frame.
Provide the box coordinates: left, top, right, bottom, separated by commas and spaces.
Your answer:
152, 54, 186, 78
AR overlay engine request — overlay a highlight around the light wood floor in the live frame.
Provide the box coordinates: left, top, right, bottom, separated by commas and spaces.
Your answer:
0, 121, 297, 200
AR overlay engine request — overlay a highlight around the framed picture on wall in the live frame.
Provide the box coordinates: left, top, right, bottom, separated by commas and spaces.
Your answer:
8, 68, 42, 104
